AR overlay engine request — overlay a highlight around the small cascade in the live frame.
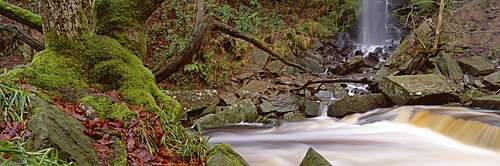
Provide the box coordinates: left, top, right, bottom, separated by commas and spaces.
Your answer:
206, 106, 500, 166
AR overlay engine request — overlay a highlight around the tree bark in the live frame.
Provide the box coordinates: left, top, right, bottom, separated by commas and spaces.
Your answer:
432, 0, 446, 52
0, 0, 42, 33
39, 0, 88, 47
290, 78, 374, 92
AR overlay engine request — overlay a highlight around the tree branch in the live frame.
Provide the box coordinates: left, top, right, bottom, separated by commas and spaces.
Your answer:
432, 0, 445, 52
290, 78, 374, 92
1, 24, 44, 51
0, 0, 42, 33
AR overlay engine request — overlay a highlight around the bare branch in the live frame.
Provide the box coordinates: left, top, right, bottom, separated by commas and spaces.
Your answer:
290, 78, 374, 92
0, 0, 42, 33
1, 24, 44, 51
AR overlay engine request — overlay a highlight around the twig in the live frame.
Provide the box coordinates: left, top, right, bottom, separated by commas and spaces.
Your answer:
290, 78, 374, 92
0, 24, 44, 51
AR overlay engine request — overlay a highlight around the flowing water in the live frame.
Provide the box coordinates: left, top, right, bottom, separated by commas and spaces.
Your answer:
206, 106, 500, 166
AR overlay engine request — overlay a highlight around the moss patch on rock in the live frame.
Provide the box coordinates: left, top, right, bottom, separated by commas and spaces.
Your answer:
79, 95, 137, 122
208, 143, 249, 166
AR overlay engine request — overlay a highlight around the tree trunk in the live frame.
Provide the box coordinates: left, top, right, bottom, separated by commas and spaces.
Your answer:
39, 0, 88, 47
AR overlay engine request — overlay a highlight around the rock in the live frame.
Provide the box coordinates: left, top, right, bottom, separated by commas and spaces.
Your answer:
378, 74, 459, 105
333, 55, 364, 75
268, 94, 301, 113
311, 39, 324, 51
299, 147, 332, 166
28, 96, 99, 166
220, 92, 239, 105
327, 93, 389, 118
472, 95, 500, 110
208, 143, 250, 166
474, 80, 487, 89
194, 99, 260, 128
457, 56, 496, 76
437, 52, 464, 80
237, 80, 270, 97
266, 60, 285, 75
301, 57, 324, 73
236, 72, 253, 80
305, 100, 321, 117
258, 100, 274, 114
251, 48, 269, 66
283, 112, 307, 121
483, 71, 500, 90
459, 89, 487, 103
164, 90, 219, 113
363, 53, 380, 68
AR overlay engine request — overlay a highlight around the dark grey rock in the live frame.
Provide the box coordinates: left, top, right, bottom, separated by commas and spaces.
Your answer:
437, 52, 464, 80
457, 56, 496, 76
194, 99, 260, 128
299, 147, 332, 166
251, 48, 269, 66
266, 60, 285, 75
472, 95, 500, 110
237, 80, 270, 97
483, 71, 500, 90
305, 100, 321, 117
164, 90, 219, 113
327, 93, 389, 118
28, 96, 99, 166
378, 74, 459, 105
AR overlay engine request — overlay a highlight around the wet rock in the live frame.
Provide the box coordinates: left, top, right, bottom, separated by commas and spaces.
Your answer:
327, 93, 389, 118
472, 95, 500, 110
28, 96, 99, 165
259, 94, 300, 114
251, 48, 269, 66
378, 74, 460, 105
194, 99, 260, 128
459, 89, 487, 103
164, 90, 219, 113
266, 60, 285, 75
237, 80, 270, 97
283, 112, 307, 121
313, 90, 333, 101
457, 56, 496, 76
483, 71, 500, 90
305, 100, 321, 117
437, 52, 464, 80
208, 143, 250, 166
301, 57, 324, 73
220, 92, 239, 105
363, 53, 380, 68
299, 147, 332, 166
332, 55, 364, 75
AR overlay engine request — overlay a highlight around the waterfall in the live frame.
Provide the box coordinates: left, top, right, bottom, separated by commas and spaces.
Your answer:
356, 0, 401, 57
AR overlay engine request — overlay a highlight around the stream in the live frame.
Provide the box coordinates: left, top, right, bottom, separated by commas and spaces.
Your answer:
206, 106, 500, 166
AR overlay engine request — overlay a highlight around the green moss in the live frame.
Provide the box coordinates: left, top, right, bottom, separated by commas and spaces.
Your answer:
93, 0, 147, 57
111, 138, 128, 166
0, 0, 42, 27
208, 143, 249, 166
79, 95, 137, 121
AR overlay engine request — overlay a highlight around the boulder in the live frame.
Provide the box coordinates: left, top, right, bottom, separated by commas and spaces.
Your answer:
301, 57, 324, 73
259, 94, 300, 114
437, 52, 464, 80
251, 48, 269, 66
283, 112, 307, 121
164, 90, 219, 113
472, 95, 500, 110
265, 60, 285, 75
28, 96, 99, 166
237, 80, 270, 97
483, 71, 500, 90
194, 99, 260, 128
299, 147, 332, 166
208, 143, 250, 166
333, 55, 364, 75
457, 56, 496, 76
327, 93, 389, 118
378, 74, 459, 105
305, 100, 321, 117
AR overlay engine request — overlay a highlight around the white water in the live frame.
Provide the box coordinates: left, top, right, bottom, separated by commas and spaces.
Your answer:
206, 107, 500, 166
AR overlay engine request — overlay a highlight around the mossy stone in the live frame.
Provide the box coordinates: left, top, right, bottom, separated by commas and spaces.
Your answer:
208, 143, 249, 166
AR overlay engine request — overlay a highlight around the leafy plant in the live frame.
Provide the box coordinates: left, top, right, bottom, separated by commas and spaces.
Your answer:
0, 138, 72, 166
0, 82, 32, 122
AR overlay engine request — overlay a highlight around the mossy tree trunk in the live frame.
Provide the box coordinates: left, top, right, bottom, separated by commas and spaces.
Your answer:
0, 0, 181, 117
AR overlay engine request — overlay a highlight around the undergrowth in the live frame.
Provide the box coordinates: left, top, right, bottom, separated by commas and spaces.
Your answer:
0, 138, 72, 166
